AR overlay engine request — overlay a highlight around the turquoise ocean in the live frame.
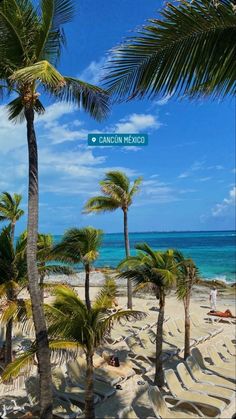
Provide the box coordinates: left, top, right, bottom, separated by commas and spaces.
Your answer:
54, 231, 236, 284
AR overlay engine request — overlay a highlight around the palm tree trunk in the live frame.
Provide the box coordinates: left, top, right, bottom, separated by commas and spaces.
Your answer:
123, 209, 132, 309
154, 291, 165, 387
5, 320, 13, 365
10, 221, 15, 242
85, 264, 91, 310
184, 295, 191, 359
85, 352, 95, 419
25, 107, 53, 419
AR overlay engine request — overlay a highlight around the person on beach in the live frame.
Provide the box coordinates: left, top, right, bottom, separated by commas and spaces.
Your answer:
209, 286, 217, 311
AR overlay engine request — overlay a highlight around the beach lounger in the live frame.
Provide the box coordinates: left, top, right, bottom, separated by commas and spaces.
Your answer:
190, 314, 222, 337
177, 363, 234, 404
52, 367, 100, 405
126, 336, 156, 362
67, 360, 116, 398
138, 331, 179, 358
165, 369, 224, 415
118, 406, 138, 418
224, 336, 236, 356
207, 346, 236, 372
175, 318, 209, 343
84, 355, 135, 384
148, 385, 207, 418
217, 341, 235, 362
191, 347, 236, 383
25, 376, 81, 418
186, 355, 236, 391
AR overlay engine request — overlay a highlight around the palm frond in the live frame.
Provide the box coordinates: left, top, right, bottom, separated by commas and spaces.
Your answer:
84, 196, 120, 213
1, 348, 36, 382
104, 0, 236, 100
10, 60, 65, 88
37, 0, 74, 63
0, 0, 39, 69
51, 76, 109, 121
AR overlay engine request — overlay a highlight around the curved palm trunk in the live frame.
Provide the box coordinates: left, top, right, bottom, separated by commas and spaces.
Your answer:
123, 209, 132, 309
154, 291, 165, 387
85, 264, 91, 310
25, 107, 53, 419
184, 294, 191, 359
5, 222, 16, 365
85, 352, 95, 419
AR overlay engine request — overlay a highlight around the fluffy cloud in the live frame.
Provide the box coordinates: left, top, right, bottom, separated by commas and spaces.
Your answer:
77, 57, 106, 84
113, 113, 160, 133
212, 186, 236, 217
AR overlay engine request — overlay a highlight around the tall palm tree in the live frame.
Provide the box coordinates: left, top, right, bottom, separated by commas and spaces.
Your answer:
53, 227, 103, 310
84, 171, 142, 309
0, 1, 109, 416
175, 252, 199, 359
0, 227, 27, 364
118, 243, 178, 387
2, 285, 144, 419
104, 0, 236, 100
0, 192, 24, 240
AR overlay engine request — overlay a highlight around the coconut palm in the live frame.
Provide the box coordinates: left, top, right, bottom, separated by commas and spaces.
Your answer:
175, 252, 199, 359
104, 0, 236, 101
37, 233, 74, 301
118, 243, 178, 387
0, 1, 109, 415
53, 227, 103, 310
84, 171, 142, 309
0, 227, 27, 364
2, 285, 144, 419
0, 192, 24, 240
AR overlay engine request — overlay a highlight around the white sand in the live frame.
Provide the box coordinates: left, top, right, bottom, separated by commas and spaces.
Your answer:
1, 273, 235, 418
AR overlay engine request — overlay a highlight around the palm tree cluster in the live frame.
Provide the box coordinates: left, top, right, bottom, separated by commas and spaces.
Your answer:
0, 0, 234, 417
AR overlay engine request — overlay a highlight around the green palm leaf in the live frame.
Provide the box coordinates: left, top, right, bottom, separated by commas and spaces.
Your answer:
104, 0, 236, 100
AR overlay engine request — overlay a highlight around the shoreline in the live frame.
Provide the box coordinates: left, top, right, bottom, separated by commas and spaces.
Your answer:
44, 269, 236, 292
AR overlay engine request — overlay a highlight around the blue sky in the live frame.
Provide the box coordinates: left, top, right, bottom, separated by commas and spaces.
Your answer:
0, 0, 235, 235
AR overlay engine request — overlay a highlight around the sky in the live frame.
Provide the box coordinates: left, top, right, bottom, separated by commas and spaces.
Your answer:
0, 0, 235, 235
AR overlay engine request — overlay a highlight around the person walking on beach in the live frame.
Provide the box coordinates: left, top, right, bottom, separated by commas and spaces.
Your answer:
209, 286, 217, 311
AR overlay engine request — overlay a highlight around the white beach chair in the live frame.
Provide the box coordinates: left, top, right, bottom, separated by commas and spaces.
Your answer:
191, 347, 236, 383
164, 369, 224, 416
25, 376, 81, 418
175, 318, 209, 343
148, 385, 207, 418
224, 336, 236, 356
186, 355, 236, 391
177, 362, 234, 404
67, 360, 116, 398
207, 346, 236, 372
190, 314, 223, 337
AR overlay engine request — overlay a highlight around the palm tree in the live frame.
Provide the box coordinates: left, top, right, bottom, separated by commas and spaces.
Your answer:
0, 192, 24, 240
118, 243, 178, 387
175, 252, 199, 359
104, 0, 236, 101
53, 227, 103, 310
0, 227, 27, 364
0, 1, 109, 416
2, 285, 144, 419
37, 233, 74, 301
84, 171, 142, 309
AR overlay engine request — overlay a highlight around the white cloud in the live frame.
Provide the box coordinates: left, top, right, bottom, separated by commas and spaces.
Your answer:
77, 57, 106, 84
114, 113, 161, 133
212, 186, 236, 217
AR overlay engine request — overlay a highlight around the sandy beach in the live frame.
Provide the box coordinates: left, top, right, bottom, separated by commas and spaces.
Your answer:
0, 271, 235, 418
